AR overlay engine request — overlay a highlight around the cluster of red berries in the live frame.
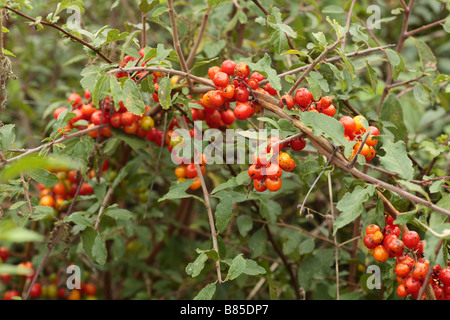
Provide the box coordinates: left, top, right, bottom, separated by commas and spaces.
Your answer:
0, 255, 36, 300
363, 217, 449, 300
339, 115, 379, 162
192, 60, 277, 130
280, 88, 336, 117
173, 154, 208, 191
36, 165, 109, 211
248, 137, 297, 192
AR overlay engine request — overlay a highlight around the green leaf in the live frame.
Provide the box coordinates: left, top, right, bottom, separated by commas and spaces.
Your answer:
203, 40, 226, 59
27, 169, 59, 188
109, 75, 123, 111
0, 224, 44, 243
158, 179, 205, 204
237, 215, 253, 237
243, 259, 266, 276
215, 195, 233, 233
92, 74, 110, 107
185, 252, 208, 277
334, 185, 376, 235
364, 57, 378, 90
248, 54, 281, 91
411, 37, 437, 71
92, 234, 107, 265
122, 79, 146, 115
306, 72, 329, 100
299, 112, 352, 154
193, 283, 216, 300
104, 207, 133, 220
225, 254, 246, 281
249, 228, 267, 258
380, 94, 407, 141
377, 137, 414, 180
0, 124, 16, 152
63, 212, 92, 227
158, 77, 172, 110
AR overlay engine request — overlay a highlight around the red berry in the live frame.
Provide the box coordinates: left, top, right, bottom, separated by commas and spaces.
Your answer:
402, 231, 420, 249
294, 88, 313, 108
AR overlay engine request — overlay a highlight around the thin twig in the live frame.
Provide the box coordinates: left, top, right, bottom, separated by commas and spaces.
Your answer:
4, 6, 112, 63
167, 0, 192, 88
298, 147, 338, 216
180, 117, 222, 283
185, 6, 211, 69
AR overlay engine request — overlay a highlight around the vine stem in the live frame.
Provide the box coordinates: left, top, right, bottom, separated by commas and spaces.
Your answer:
23, 176, 85, 300
185, 6, 211, 69
4, 6, 112, 63
180, 117, 222, 283
167, 0, 192, 88
0, 124, 109, 169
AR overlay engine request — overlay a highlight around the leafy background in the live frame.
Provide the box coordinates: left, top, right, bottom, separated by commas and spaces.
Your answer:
0, 0, 449, 300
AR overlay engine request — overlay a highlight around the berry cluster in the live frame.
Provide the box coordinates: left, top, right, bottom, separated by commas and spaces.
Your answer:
248, 137, 297, 192
339, 115, 379, 162
363, 217, 449, 300
1, 257, 36, 300
280, 88, 336, 117
36, 165, 107, 211
193, 60, 277, 129
174, 154, 208, 191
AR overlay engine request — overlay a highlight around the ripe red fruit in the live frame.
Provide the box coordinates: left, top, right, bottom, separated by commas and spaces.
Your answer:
208, 66, 222, 80
185, 163, 198, 179
79, 182, 94, 196
0, 247, 10, 262
316, 96, 332, 109
294, 88, 313, 108
280, 94, 295, 109
248, 165, 263, 180
402, 231, 420, 249
234, 62, 250, 78
213, 72, 229, 88
411, 262, 428, 281
221, 60, 236, 76
209, 90, 225, 108
363, 234, 378, 249
205, 109, 222, 129
234, 102, 253, 120
289, 137, 306, 151
385, 238, 405, 256
264, 83, 277, 96
68, 93, 83, 109
439, 269, 450, 286
385, 224, 401, 237
265, 177, 282, 192
29, 283, 43, 299
3, 290, 20, 300
339, 116, 356, 136
262, 163, 282, 179
120, 111, 135, 126
110, 113, 122, 128
220, 109, 235, 126
253, 179, 267, 192
250, 71, 265, 82
234, 86, 250, 102
404, 276, 422, 296
395, 263, 411, 278
321, 104, 336, 117
53, 106, 68, 120
69, 108, 83, 125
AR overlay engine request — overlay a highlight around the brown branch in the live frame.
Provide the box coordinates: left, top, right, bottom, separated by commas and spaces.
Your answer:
406, 18, 447, 38
167, 0, 192, 88
340, 0, 356, 50
185, 6, 211, 69
4, 6, 112, 63
0, 124, 109, 169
